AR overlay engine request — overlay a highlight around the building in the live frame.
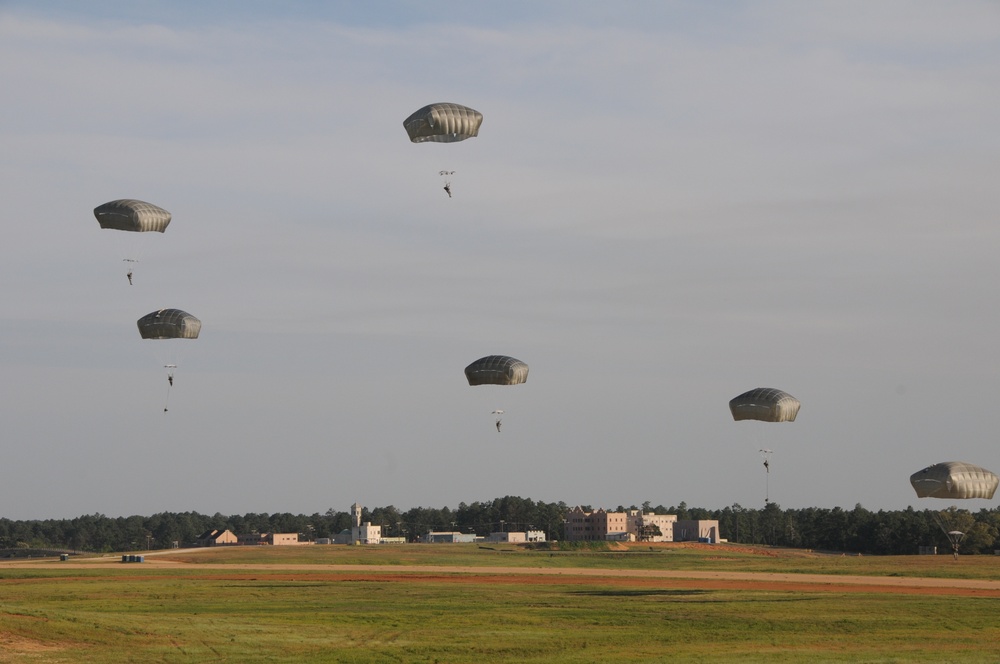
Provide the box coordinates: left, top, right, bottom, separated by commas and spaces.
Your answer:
564, 506, 631, 541
672, 520, 720, 543
564, 507, 720, 543
350, 502, 382, 544
328, 502, 384, 544
628, 510, 677, 543
353, 522, 382, 544
236, 533, 302, 546
425, 531, 477, 543
487, 531, 526, 543
197, 529, 237, 547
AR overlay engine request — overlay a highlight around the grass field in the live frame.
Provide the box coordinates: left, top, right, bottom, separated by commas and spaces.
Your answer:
143, 540, 1000, 579
2, 543, 999, 663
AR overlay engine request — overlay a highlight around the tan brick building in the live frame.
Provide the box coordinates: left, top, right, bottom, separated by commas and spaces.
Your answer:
565, 507, 720, 543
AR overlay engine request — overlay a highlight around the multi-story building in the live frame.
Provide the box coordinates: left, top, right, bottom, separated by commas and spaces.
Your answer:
329, 502, 383, 544
565, 506, 630, 541
565, 507, 720, 543
627, 510, 677, 542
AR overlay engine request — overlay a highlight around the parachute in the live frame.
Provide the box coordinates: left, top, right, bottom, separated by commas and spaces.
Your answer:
93, 199, 171, 283
465, 355, 528, 386
137, 309, 201, 339
729, 388, 800, 423
404, 103, 483, 143
909, 461, 999, 500
94, 199, 171, 233
137, 309, 200, 411
465, 356, 527, 432
730, 388, 799, 504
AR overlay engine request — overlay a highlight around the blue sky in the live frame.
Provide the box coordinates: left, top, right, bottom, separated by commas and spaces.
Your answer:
2, 1, 999, 520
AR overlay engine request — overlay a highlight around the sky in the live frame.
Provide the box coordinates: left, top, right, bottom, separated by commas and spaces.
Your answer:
2, 1, 999, 520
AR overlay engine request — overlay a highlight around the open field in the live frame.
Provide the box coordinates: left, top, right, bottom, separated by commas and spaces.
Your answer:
2, 543, 999, 663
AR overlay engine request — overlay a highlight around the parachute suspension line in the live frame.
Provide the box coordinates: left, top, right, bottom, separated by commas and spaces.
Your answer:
163, 365, 176, 413
759, 449, 773, 505
931, 511, 965, 561
440, 171, 455, 198
947, 531, 965, 561
124, 258, 138, 285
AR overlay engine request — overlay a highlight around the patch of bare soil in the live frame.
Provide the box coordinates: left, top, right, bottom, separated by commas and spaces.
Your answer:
621, 542, 803, 557
0, 632, 67, 660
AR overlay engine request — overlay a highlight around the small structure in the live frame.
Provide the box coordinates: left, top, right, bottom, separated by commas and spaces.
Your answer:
426, 531, 476, 543
673, 520, 721, 543
487, 531, 526, 543
197, 529, 237, 547
238, 533, 266, 546
237, 532, 301, 546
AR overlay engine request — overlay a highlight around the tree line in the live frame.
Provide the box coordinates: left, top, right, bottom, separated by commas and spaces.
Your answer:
2, 497, 998, 555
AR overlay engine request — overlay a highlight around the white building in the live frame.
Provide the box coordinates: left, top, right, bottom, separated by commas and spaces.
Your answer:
329, 502, 383, 544
628, 510, 677, 542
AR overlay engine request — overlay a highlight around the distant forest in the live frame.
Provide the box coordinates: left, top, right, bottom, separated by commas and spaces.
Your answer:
3, 497, 999, 556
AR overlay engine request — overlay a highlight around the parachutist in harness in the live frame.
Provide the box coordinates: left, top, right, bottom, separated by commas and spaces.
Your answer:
763, 459, 769, 472
443, 182, 452, 198
496, 419, 502, 432
127, 271, 133, 285
168, 374, 173, 387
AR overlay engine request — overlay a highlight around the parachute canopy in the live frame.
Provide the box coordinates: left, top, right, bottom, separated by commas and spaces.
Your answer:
465, 355, 528, 386
730, 387, 800, 422
137, 309, 201, 340
404, 103, 483, 143
94, 199, 171, 233
910, 461, 999, 500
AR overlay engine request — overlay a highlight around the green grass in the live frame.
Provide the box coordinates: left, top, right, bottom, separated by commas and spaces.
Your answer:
1, 544, 999, 663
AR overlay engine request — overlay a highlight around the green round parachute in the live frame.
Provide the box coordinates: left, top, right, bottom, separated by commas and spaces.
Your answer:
136, 309, 201, 340
465, 355, 528, 386
94, 199, 171, 233
404, 103, 483, 143
729, 388, 800, 423
910, 461, 999, 500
